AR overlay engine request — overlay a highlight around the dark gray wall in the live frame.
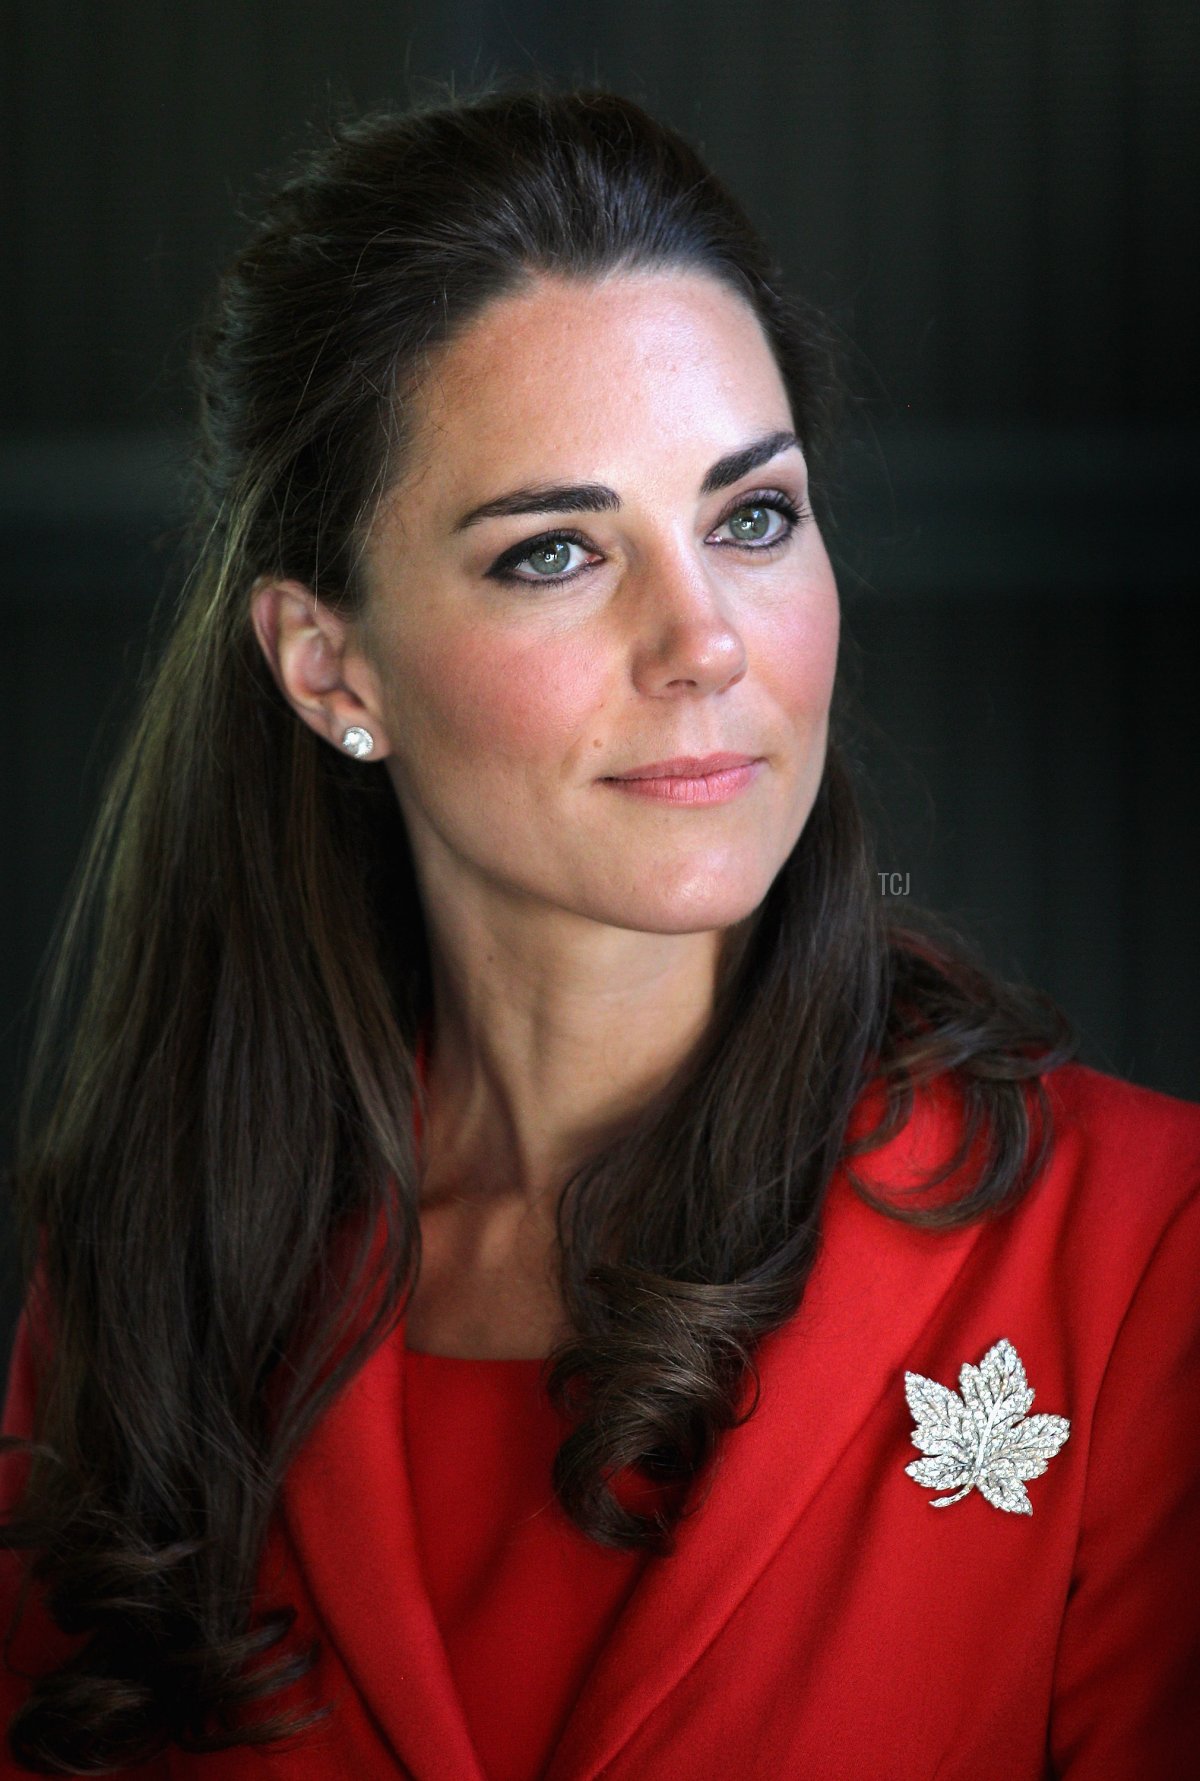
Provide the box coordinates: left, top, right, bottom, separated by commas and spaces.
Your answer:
3, 1, 1198, 1357
4, 0, 1198, 428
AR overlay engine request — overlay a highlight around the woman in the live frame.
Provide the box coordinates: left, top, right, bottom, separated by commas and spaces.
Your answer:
2, 84, 1197, 1780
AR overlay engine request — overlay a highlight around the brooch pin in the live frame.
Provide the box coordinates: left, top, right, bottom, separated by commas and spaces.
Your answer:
904, 1336, 1070, 1514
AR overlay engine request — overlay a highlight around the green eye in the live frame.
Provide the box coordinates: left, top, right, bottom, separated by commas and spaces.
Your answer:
728, 505, 774, 541
486, 529, 592, 585
527, 540, 574, 575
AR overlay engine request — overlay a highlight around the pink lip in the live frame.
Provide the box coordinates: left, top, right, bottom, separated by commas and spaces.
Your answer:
605, 753, 760, 780
601, 753, 764, 805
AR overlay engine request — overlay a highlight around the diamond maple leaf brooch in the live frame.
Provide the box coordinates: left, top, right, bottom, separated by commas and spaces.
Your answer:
904, 1336, 1070, 1514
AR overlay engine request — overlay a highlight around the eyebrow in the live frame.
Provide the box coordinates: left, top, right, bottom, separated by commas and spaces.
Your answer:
451, 428, 801, 532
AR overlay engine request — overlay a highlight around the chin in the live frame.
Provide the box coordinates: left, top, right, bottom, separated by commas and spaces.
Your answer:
588, 868, 779, 937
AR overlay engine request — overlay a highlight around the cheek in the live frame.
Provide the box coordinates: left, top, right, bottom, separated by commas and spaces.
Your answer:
756, 581, 840, 718
393, 624, 603, 772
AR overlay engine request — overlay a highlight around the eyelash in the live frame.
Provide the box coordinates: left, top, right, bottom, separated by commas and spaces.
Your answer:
484, 490, 810, 588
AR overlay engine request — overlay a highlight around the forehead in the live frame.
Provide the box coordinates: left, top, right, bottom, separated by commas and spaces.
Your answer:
397, 269, 792, 504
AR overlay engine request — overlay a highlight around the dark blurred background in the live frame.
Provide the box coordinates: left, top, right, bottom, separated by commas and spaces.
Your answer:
2, 1, 1198, 1355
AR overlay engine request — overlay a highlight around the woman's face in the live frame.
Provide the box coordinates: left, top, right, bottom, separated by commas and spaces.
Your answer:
358, 268, 840, 939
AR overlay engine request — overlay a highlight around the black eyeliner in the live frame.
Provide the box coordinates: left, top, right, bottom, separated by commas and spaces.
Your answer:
484, 489, 809, 586
484, 526, 593, 581
712, 489, 807, 532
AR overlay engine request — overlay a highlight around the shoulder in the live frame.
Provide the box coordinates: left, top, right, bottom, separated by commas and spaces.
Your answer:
1042, 1058, 1200, 1163
840, 1060, 1200, 1345
951, 1062, 1200, 1363
846, 1058, 1200, 1225
1035, 1060, 1200, 1241
893, 1056, 1200, 1215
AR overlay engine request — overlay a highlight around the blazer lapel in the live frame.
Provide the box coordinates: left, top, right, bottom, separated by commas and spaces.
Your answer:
277, 1024, 485, 1781
544, 1076, 985, 1781
279, 1072, 988, 1781
280, 1311, 487, 1781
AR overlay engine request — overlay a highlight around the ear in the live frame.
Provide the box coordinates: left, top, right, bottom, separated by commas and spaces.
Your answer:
250, 578, 393, 761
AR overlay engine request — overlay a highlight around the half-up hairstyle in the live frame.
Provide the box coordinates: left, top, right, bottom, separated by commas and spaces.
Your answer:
1, 78, 1075, 1771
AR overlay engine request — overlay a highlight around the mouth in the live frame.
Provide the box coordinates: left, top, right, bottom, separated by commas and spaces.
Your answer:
602, 752, 761, 781
599, 754, 764, 805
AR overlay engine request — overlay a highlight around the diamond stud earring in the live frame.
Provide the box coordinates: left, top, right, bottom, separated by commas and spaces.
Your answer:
341, 726, 375, 759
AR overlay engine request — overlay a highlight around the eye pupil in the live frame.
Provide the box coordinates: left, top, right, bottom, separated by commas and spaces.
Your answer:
730, 505, 771, 541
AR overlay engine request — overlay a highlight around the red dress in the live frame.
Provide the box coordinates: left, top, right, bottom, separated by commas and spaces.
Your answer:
402, 1347, 658, 1780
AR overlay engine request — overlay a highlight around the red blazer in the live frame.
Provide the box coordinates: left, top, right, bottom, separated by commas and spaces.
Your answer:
3, 1060, 1199, 1778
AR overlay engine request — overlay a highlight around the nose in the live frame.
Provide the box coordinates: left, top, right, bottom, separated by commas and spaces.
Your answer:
626, 544, 748, 699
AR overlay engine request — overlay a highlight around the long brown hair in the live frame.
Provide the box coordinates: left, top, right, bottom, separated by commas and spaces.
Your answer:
1, 79, 1075, 1771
